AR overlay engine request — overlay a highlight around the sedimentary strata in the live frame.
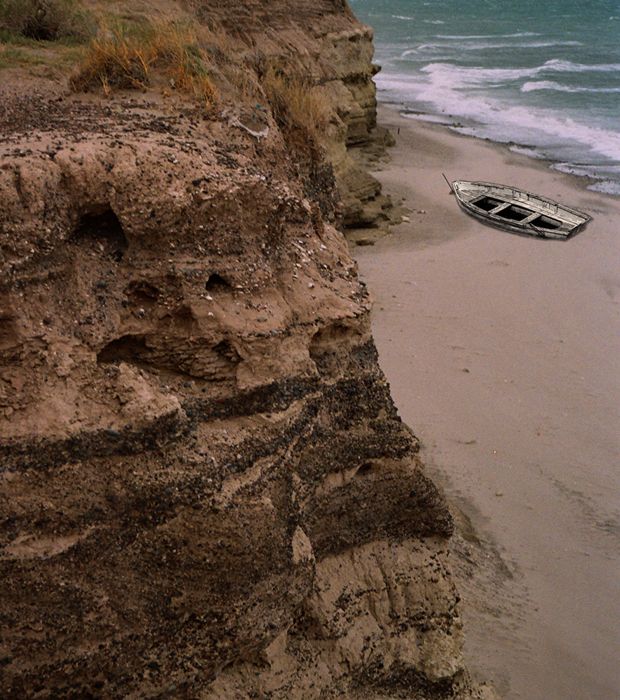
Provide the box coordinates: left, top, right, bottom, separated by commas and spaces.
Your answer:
0, 1, 488, 697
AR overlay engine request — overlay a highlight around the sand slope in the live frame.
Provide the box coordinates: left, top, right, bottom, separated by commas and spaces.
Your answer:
355, 106, 620, 700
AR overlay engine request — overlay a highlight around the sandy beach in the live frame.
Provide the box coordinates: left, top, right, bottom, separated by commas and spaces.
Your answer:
355, 106, 620, 699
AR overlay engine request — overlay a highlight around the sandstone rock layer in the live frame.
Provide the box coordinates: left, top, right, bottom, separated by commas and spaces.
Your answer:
0, 1, 488, 697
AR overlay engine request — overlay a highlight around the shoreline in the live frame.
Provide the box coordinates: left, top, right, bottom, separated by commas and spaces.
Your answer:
354, 104, 620, 699
380, 101, 612, 199
397, 106, 620, 198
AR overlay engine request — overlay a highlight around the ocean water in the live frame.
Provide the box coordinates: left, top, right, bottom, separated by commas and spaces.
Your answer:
350, 0, 620, 195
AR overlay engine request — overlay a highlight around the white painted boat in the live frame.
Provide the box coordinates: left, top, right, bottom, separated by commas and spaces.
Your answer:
449, 179, 591, 239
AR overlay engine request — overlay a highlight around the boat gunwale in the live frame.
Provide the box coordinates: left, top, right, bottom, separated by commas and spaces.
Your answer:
453, 179, 592, 223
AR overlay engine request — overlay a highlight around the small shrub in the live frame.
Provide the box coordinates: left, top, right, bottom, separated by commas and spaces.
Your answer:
262, 69, 330, 139
0, 0, 91, 42
70, 20, 217, 105
151, 23, 216, 104
70, 26, 151, 91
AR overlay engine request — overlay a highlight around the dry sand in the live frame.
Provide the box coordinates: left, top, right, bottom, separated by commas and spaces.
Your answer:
354, 105, 620, 700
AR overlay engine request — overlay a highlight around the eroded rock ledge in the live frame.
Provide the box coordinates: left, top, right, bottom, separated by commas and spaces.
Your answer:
0, 1, 488, 697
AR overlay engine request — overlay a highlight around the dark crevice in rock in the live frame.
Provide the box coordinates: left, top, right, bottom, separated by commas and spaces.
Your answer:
213, 339, 240, 364
71, 208, 128, 261
355, 461, 373, 476
125, 280, 161, 303
97, 334, 148, 364
205, 273, 232, 292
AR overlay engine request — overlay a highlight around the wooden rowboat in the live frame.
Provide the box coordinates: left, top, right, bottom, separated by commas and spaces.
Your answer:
447, 178, 591, 239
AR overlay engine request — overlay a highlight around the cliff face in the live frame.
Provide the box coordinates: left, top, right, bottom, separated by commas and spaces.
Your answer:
0, 2, 485, 697
195, 0, 392, 230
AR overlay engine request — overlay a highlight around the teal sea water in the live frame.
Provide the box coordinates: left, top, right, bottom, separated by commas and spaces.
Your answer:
350, 0, 620, 194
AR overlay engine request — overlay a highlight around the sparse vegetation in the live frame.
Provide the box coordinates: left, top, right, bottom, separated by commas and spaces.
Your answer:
0, 44, 42, 69
262, 68, 330, 140
70, 20, 217, 105
0, 0, 92, 42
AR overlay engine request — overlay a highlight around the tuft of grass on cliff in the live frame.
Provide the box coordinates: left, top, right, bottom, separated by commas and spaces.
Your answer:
70, 19, 218, 106
262, 69, 329, 138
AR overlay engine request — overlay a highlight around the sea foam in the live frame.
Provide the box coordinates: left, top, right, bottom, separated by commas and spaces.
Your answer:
522, 81, 620, 93
414, 40, 583, 53
378, 67, 620, 165
355, 0, 620, 195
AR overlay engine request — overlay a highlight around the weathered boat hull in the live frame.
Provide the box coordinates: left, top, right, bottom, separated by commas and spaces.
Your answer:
451, 180, 591, 239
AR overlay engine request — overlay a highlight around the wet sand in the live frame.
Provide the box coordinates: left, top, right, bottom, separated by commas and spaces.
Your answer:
354, 106, 620, 700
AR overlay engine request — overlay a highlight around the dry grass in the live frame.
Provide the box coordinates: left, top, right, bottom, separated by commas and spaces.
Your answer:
70, 20, 217, 105
262, 69, 330, 140
0, 0, 92, 42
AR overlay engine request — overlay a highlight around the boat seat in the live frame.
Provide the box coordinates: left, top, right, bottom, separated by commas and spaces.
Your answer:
521, 212, 542, 224
489, 202, 511, 215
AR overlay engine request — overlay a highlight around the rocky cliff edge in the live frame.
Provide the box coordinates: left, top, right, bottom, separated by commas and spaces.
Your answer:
0, 1, 490, 697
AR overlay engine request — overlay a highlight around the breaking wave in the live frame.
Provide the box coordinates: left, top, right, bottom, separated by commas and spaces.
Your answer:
416, 60, 620, 87
414, 40, 583, 53
377, 67, 620, 164
357, 0, 620, 196
542, 59, 620, 73
522, 80, 620, 93
435, 32, 539, 39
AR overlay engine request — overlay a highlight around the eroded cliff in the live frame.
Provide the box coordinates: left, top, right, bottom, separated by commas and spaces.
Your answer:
1, 1, 488, 697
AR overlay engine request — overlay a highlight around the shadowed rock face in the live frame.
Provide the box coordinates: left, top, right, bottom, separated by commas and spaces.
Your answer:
0, 2, 487, 698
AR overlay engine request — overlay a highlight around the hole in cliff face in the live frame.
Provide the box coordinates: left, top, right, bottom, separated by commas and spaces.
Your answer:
205, 273, 231, 292
356, 462, 374, 477
97, 335, 148, 364
213, 339, 241, 364
125, 280, 161, 303
72, 208, 128, 261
